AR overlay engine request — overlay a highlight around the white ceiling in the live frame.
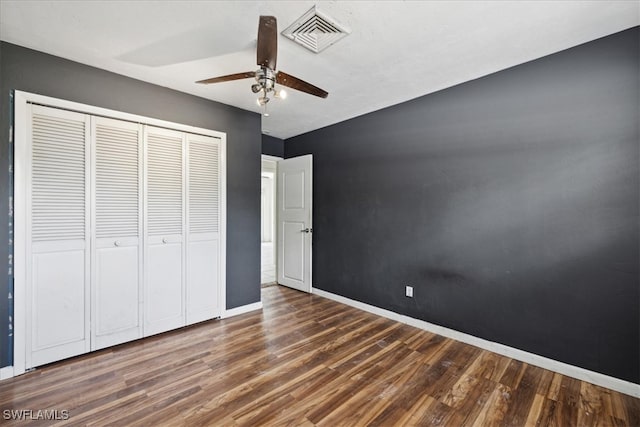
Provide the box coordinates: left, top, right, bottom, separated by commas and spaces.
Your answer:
1, 1, 638, 139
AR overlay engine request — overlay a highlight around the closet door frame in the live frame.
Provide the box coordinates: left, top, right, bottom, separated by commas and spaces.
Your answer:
13, 91, 226, 376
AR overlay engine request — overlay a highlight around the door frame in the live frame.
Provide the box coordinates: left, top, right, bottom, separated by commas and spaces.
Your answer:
13, 90, 227, 376
261, 155, 281, 285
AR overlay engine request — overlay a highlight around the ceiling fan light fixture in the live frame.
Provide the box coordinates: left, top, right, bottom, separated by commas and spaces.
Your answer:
197, 14, 329, 117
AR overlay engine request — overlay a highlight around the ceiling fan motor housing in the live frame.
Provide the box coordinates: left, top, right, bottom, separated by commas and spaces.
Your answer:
255, 67, 276, 92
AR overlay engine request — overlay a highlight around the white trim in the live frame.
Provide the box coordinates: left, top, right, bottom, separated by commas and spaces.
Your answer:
219, 134, 227, 317
13, 92, 28, 376
312, 288, 640, 398
261, 154, 283, 162
14, 91, 226, 140
222, 301, 263, 319
0, 366, 14, 380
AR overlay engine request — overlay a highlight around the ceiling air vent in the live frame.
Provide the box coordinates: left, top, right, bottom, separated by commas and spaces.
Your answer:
282, 6, 350, 54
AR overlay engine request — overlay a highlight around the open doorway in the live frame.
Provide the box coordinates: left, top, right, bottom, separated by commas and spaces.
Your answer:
261, 156, 279, 285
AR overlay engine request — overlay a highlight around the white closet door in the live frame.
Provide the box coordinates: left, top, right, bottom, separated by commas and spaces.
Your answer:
186, 134, 221, 324
144, 126, 185, 336
91, 117, 143, 350
27, 105, 90, 368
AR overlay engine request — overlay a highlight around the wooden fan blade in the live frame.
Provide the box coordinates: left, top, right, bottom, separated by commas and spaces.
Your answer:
276, 71, 329, 98
257, 16, 277, 70
196, 71, 255, 84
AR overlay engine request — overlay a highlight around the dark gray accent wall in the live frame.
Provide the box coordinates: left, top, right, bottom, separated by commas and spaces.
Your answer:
0, 42, 262, 368
262, 134, 284, 157
286, 27, 639, 383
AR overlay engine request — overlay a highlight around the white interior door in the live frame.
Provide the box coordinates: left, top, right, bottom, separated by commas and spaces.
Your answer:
27, 105, 91, 368
144, 126, 185, 336
277, 155, 312, 293
91, 117, 143, 350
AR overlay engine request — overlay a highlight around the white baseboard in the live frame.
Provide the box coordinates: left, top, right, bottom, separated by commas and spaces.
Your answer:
223, 301, 263, 319
312, 288, 640, 398
0, 366, 14, 380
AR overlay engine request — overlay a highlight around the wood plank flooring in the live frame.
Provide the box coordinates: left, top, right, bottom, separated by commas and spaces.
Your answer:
1, 285, 638, 426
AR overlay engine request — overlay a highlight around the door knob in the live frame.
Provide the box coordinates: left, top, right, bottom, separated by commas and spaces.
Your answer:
114, 240, 120, 247
302, 228, 312, 233
162, 237, 168, 243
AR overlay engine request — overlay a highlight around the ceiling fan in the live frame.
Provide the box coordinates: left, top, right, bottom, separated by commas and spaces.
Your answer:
196, 16, 328, 114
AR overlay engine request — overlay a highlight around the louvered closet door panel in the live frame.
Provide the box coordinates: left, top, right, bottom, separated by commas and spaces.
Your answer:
186, 134, 222, 324
27, 105, 90, 368
144, 126, 185, 336
92, 117, 142, 350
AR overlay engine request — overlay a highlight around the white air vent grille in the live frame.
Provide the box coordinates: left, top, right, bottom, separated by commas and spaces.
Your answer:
188, 139, 219, 234
147, 132, 183, 236
95, 122, 139, 238
31, 113, 87, 242
282, 6, 350, 53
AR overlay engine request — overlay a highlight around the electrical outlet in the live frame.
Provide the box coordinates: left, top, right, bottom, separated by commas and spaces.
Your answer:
405, 285, 413, 298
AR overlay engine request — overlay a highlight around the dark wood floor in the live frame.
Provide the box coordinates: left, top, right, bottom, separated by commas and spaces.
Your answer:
1, 285, 638, 426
